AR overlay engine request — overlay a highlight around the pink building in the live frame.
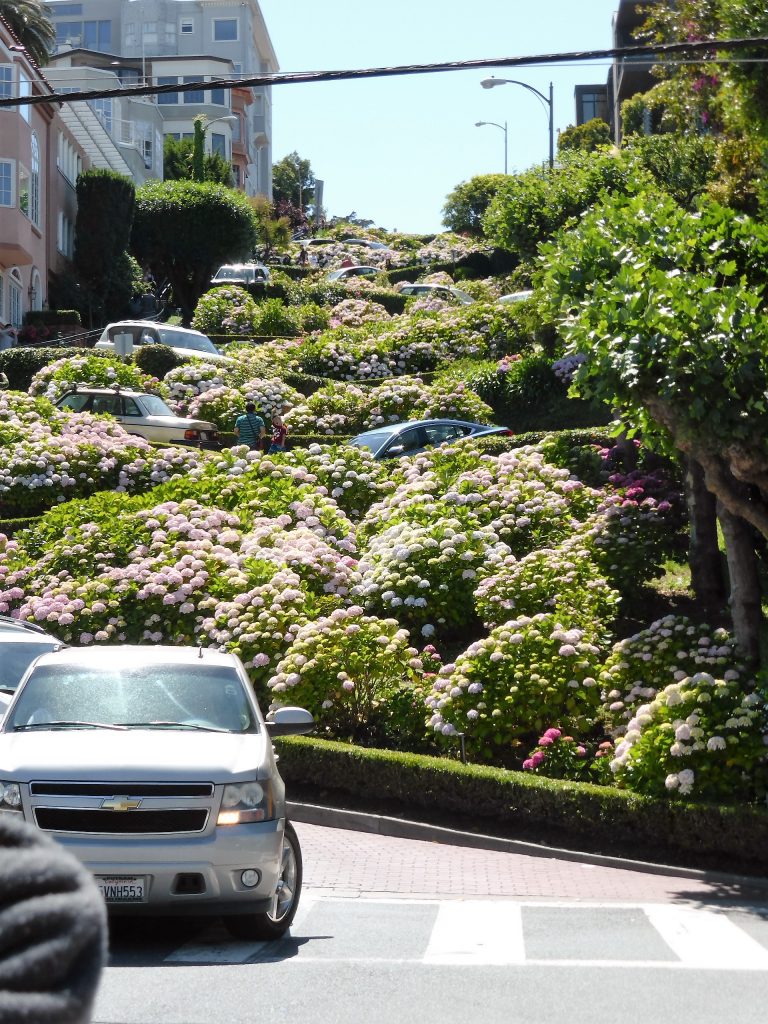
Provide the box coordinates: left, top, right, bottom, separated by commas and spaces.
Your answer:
0, 16, 90, 327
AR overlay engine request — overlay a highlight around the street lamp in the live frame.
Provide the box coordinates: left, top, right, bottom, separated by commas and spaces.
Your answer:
192, 113, 238, 180
480, 77, 554, 169
474, 120, 508, 174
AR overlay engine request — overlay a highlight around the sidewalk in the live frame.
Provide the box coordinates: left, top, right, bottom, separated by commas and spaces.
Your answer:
291, 804, 768, 906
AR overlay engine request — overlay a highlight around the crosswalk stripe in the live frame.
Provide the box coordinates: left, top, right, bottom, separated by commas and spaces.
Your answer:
423, 900, 525, 965
643, 906, 768, 970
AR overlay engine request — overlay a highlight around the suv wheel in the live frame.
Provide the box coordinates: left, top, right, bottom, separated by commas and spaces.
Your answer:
224, 821, 302, 941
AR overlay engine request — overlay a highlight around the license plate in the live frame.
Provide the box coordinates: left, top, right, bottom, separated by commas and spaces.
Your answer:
97, 875, 146, 903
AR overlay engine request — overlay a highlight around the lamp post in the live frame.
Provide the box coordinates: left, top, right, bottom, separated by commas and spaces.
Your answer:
480, 77, 554, 169
192, 113, 238, 181
474, 120, 508, 174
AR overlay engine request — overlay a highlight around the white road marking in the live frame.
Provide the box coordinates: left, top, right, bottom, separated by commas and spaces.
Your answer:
423, 900, 525, 965
644, 905, 768, 970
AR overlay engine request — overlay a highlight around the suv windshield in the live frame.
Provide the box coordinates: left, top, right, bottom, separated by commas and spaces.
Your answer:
6, 664, 257, 733
0, 641, 61, 691
157, 328, 218, 353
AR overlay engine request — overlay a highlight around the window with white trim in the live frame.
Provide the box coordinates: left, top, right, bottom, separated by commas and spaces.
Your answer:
19, 166, 30, 218
57, 212, 74, 257
0, 65, 12, 101
30, 133, 40, 227
213, 18, 238, 42
18, 70, 30, 124
8, 271, 22, 328
180, 18, 194, 34
0, 161, 13, 206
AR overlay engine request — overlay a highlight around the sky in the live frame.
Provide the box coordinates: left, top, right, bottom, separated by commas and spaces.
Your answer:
259, 0, 621, 234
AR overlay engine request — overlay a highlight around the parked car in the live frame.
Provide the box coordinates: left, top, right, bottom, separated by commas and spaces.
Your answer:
94, 321, 229, 364
0, 645, 314, 939
349, 418, 513, 458
341, 238, 390, 251
0, 617, 65, 718
210, 263, 270, 287
56, 386, 221, 449
498, 290, 534, 304
326, 265, 380, 282
396, 284, 475, 305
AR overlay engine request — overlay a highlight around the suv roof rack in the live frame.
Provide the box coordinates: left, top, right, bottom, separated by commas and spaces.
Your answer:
0, 614, 49, 635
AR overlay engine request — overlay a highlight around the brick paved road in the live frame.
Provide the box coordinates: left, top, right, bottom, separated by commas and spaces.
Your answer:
295, 821, 768, 905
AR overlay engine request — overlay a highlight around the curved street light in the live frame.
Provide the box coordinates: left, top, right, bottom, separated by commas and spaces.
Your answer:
474, 120, 508, 174
480, 77, 554, 169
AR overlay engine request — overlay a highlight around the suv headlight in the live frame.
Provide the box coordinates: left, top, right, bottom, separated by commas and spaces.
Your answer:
0, 782, 21, 811
217, 780, 274, 825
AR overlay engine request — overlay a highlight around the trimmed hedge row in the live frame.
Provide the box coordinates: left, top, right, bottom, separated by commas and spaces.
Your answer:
23, 310, 81, 326
0, 346, 109, 391
276, 737, 768, 875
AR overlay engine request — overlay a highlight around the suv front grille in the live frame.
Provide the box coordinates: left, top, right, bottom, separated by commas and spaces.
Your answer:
35, 808, 209, 834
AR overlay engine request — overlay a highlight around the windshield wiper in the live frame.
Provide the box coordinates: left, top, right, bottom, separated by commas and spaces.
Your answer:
13, 721, 129, 731
0, 687, 16, 695
121, 721, 229, 732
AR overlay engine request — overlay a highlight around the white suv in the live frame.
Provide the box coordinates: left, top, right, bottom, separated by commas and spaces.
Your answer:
95, 321, 230, 364
56, 386, 220, 449
0, 645, 314, 939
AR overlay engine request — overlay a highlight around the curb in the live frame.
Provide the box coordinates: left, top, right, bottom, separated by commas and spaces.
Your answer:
287, 800, 768, 891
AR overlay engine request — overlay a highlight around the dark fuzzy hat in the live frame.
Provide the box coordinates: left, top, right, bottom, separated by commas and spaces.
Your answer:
0, 815, 107, 1023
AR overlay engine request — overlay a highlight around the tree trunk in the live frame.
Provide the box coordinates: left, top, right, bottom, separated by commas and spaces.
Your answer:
717, 502, 762, 663
686, 458, 726, 609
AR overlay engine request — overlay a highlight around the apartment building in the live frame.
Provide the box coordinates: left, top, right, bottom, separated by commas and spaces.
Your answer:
0, 16, 98, 326
44, 0, 278, 196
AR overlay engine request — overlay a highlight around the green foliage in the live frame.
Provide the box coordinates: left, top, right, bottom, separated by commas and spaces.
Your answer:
272, 151, 315, 212
73, 170, 136, 325
192, 286, 259, 337
0, 346, 98, 391
0, 0, 55, 66
441, 174, 509, 236
483, 150, 647, 258
133, 342, 184, 379
624, 133, 719, 209
558, 119, 612, 154
131, 180, 257, 322
252, 298, 302, 338
249, 195, 291, 259
163, 136, 233, 186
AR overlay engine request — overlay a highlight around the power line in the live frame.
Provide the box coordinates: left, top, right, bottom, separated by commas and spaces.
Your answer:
1, 36, 767, 109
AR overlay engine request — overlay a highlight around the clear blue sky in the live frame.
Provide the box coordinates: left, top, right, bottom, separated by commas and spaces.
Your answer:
259, 0, 621, 233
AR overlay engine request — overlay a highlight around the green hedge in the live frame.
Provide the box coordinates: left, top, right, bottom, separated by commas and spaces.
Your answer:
23, 309, 81, 327
0, 346, 109, 391
276, 736, 768, 875
0, 515, 43, 537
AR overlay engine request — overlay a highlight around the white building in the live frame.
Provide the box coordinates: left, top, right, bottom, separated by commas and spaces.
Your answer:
44, 0, 278, 196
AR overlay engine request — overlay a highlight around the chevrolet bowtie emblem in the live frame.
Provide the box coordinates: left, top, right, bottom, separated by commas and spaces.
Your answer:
101, 797, 142, 812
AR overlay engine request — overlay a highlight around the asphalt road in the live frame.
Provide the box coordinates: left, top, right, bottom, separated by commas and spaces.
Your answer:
91, 822, 768, 1024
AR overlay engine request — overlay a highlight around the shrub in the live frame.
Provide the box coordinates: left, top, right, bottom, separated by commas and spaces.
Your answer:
28, 355, 162, 402
192, 286, 258, 337
523, 727, 614, 784
252, 298, 302, 338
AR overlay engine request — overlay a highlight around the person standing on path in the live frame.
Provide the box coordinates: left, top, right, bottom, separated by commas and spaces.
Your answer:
233, 402, 265, 450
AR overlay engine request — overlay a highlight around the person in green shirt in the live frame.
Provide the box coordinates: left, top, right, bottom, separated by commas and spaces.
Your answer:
233, 402, 266, 450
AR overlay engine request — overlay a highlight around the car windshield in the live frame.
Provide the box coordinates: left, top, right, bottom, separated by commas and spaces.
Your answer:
350, 429, 395, 454
5, 664, 257, 733
0, 641, 61, 692
157, 329, 219, 354
138, 394, 175, 416
213, 267, 250, 282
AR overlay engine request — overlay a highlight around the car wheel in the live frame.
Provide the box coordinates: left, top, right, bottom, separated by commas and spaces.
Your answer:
224, 821, 302, 941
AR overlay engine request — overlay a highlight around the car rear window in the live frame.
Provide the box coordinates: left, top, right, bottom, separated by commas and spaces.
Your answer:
157, 329, 218, 354
6, 664, 257, 733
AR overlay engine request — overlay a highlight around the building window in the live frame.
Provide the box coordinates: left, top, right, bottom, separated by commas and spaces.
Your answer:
83, 20, 111, 50
183, 76, 204, 104
156, 76, 178, 104
58, 213, 74, 257
9, 271, 22, 328
213, 18, 238, 42
0, 162, 13, 207
18, 70, 30, 123
0, 272, 4, 321
231, 116, 241, 142
232, 164, 240, 186
180, 19, 194, 34
30, 133, 40, 227
580, 91, 608, 122
211, 132, 226, 158
89, 97, 113, 133
124, 22, 136, 46
19, 165, 30, 218
210, 84, 225, 105
50, 3, 82, 14
55, 21, 82, 46
0, 65, 12, 100
142, 21, 157, 45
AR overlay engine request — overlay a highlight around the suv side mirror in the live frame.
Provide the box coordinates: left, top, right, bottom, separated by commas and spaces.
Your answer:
265, 706, 315, 737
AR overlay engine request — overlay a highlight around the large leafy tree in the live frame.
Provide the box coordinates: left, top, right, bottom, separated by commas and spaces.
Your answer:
441, 174, 508, 237
272, 152, 315, 213
131, 180, 257, 322
540, 189, 768, 659
0, 0, 55, 66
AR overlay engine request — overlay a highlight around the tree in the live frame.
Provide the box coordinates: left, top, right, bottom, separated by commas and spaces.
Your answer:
131, 180, 257, 323
249, 195, 291, 260
163, 136, 233, 186
441, 174, 509, 237
540, 188, 768, 659
558, 119, 612, 155
272, 152, 315, 213
0, 0, 55, 66
73, 169, 136, 326
482, 150, 646, 258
